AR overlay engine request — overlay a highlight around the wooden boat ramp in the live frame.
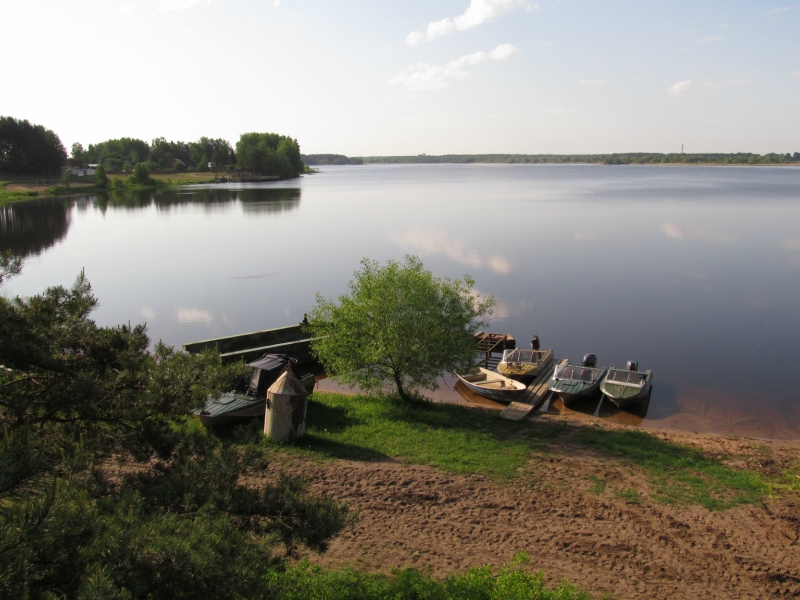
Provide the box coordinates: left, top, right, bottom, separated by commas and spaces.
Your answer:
498, 356, 568, 421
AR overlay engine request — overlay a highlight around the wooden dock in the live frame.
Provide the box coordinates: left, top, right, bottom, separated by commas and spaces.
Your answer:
499, 357, 568, 421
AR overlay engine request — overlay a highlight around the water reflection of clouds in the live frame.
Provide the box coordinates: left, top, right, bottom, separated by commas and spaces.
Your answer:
177, 308, 213, 323
572, 229, 602, 241
472, 288, 528, 321
660, 221, 740, 243
780, 238, 800, 266
392, 229, 512, 274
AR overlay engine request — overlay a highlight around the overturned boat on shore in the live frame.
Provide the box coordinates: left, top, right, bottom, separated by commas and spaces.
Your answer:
194, 354, 315, 427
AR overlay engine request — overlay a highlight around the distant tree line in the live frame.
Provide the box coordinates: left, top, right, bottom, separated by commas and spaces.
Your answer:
1, 115, 305, 178
0, 117, 67, 176
356, 152, 800, 165
301, 154, 364, 166
69, 133, 304, 178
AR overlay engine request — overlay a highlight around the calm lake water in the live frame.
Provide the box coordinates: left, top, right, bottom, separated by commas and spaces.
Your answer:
3, 164, 800, 439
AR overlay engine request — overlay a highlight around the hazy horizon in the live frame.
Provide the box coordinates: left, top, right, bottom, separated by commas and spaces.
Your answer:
4, 0, 799, 156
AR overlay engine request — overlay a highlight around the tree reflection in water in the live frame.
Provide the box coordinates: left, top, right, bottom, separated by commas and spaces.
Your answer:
1, 187, 302, 259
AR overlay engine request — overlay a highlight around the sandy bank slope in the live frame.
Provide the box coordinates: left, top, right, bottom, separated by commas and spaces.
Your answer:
260, 433, 800, 599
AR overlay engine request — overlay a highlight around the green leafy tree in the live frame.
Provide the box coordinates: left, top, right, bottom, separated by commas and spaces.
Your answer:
0, 267, 352, 598
236, 132, 304, 178
130, 162, 153, 185
0, 116, 67, 175
95, 164, 109, 188
70, 142, 85, 160
60, 169, 71, 187
308, 256, 494, 402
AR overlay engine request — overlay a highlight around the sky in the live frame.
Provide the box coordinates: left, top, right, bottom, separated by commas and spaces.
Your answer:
2, 0, 799, 155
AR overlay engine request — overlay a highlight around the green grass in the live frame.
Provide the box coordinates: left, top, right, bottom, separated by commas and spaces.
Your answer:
587, 476, 607, 494
612, 488, 642, 503
573, 427, 769, 509
220, 391, 780, 511
266, 555, 593, 600
284, 391, 566, 481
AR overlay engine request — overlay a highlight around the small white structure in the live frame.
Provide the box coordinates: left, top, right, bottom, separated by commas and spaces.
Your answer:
264, 366, 308, 441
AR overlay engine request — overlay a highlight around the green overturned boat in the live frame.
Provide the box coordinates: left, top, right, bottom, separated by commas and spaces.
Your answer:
193, 354, 316, 427
182, 323, 314, 364
548, 354, 607, 404
183, 322, 317, 427
600, 362, 652, 407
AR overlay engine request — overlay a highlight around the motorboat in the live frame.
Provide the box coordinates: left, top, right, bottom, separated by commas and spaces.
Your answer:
455, 366, 527, 404
194, 353, 315, 427
497, 335, 553, 381
600, 361, 652, 407
547, 353, 607, 404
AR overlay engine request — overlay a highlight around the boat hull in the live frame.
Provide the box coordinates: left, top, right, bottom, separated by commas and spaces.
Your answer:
600, 370, 652, 407
497, 349, 554, 381
455, 367, 527, 404
183, 323, 314, 364
195, 373, 316, 427
548, 365, 607, 405
548, 381, 603, 404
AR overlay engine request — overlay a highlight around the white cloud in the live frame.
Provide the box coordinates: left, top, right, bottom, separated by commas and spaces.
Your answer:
668, 78, 749, 95
668, 80, 693, 95
141, 306, 155, 320
158, 0, 203, 11
406, 0, 528, 45
578, 79, 608, 87
390, 44, 521, 91
769, 6, 795, 13
699, 36, 722, 44
118, 3, 137, 14
792, 71, 800, 79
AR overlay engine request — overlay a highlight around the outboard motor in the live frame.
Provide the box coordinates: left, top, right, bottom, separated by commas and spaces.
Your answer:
530, 336, 540, 350
626, 361, 638, 372
582, 353, 597, 368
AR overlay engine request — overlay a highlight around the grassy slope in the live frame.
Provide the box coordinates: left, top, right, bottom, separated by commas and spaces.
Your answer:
253, 391, 782, 510
268, 555, 592, 600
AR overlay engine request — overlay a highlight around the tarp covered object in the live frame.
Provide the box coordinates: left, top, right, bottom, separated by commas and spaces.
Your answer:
264, 365, 308, 441
246, 354, 296, 397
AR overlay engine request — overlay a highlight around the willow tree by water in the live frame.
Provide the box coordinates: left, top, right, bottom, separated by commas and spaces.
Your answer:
308, 256, 494, 402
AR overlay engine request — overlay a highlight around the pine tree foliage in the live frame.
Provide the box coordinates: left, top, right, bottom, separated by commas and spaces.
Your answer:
0, 267, 352, 598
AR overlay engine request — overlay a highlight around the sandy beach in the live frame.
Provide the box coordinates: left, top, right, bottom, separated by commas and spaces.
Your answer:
252, 415, 800, 599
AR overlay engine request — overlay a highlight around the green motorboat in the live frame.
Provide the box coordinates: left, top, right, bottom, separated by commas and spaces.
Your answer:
600, 362, 652, 407
548, 354, 607, 404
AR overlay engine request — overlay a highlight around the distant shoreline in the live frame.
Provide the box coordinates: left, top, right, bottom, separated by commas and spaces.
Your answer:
303, 152, 800, 167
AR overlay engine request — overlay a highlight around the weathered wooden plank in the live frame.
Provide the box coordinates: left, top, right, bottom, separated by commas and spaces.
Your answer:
499, 401, 536, 421
500, 357, 562, 421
